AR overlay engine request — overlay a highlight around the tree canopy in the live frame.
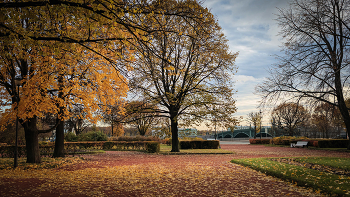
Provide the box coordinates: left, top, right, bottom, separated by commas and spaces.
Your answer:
257, 0, 350, 147
0, 0, 229, 161
129, 0, 238, 152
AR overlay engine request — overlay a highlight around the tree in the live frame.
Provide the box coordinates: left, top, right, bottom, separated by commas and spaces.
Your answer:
271, 103, 309, 136
101, 103, 124, 137
123, 101, 160, 136
0, 27, 128, 162
66, 105, 90, 136
0, 0, 224, 161
247, 112, 262, 139
312, 102, 342, 138
130, 1, 238, 152
257, 0, 350, 148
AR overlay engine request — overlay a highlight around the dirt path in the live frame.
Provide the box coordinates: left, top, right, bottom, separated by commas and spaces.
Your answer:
1, 144, 349, 196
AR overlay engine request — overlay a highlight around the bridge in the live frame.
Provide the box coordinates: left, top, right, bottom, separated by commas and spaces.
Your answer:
214, 127, 273, 139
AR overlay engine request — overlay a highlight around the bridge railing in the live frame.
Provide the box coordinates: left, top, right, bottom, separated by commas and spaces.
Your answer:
219, 137, 272, 141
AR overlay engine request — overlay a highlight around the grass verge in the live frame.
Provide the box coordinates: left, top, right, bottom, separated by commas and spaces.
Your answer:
231, 157, 350, 196
159, 144, 234, 154
294, 157, 350, 171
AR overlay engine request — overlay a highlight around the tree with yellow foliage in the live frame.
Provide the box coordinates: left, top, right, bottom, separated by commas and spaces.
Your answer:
130, 1, 238, 152
0, 0, 220, 161
247, 112, 262, 139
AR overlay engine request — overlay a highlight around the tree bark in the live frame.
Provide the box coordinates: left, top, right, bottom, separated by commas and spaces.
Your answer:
333, 63, 350, 149
170, 113, 180, 152
53, 73, 66, 157
23, 118, 41, 163
53, 120, 65, 157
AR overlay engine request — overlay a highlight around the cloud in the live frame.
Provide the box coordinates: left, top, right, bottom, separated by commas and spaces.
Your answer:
199, 0, 292, 127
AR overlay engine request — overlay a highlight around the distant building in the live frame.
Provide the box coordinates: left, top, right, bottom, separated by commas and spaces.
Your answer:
178, 128, 198, 138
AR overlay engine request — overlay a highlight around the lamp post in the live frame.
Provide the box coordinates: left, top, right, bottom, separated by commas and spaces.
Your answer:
14, 78, 21, 168
259, 110, 262, 140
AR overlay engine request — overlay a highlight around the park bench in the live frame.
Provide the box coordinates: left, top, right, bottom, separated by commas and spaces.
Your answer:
290, 141, 308, 148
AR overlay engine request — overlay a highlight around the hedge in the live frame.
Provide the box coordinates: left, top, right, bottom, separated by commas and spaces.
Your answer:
249, 139, 271, 144
109, 136, 161, 142
145, 142, 160, 153
316, 139, 349, 148
179, 140, 219, 149
252, 136, 349, 148
0, 141, 161, 158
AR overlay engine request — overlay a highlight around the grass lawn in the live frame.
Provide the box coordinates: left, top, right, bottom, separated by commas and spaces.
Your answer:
294, 157, 350, 171
159, 144, 234, 154
231, 157, 350, 196
261, 144, 350, 152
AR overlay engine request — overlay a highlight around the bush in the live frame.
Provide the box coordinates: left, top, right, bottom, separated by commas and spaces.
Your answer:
179, 140, 219, 149
271, 136, 308, 145
181, 137, 204, 141
109, 136, 161, 142
249, 139, 271, 144
102, 141, 115, 149
317, 139, 349, 148
65, 132, 78, 142
161, 138, 171, 145
77, 131, 108, 141
145, 141, 160, 153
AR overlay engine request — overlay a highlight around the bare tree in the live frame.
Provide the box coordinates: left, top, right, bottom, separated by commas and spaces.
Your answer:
257, 0, 350, 147
123, 101, 160, 136
312, 102, 343, 138
247, 112, 262, 139
271, 103, 309, 136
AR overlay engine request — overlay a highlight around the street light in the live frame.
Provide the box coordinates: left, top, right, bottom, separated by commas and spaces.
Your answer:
259, 110, 262, 140
14, 78, 21, 168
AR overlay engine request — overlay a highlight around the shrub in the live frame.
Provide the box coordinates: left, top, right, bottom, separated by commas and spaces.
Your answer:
161, 138, 171, 145
145, 141, 160, 153
181, 137, 204, 141
179, 140, 219, 149
202, 140, 220, 149
180, 141, 191, 149
249, 139, 270, 144
102, 141, 115, 149
306, 140, 319, 147
77, 131, 108, 141
271, 136, 308, 145
109, 136, 161, 142
317, 139, 349, 148
65, 132, 78, 142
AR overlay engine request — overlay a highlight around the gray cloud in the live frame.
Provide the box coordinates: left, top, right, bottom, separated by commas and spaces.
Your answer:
202, 0, 292, 126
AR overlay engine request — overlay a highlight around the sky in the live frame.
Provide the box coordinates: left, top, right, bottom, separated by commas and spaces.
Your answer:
202, 0, 291, 126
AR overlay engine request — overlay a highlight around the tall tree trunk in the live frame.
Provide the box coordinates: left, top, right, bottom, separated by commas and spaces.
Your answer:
170, 113, 180, 152
111, 121, 114, 136
53, 120, 65, 157
53, 73, 65, 157
334, 69, 350, 149
23, 118, 41, 163
253, 125, 256, 139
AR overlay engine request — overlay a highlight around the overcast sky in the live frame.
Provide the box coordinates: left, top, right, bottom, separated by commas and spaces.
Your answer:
202, 0, 292, 126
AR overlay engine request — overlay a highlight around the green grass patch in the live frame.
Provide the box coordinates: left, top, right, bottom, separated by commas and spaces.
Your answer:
294, 157, 350, 171
231, 157, 350, 196
0, 157, 84, 170
159, 144, 234, 154
307, 146, 350, 152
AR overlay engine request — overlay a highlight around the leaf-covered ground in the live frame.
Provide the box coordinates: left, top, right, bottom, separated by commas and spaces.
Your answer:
1, 144, 349, 196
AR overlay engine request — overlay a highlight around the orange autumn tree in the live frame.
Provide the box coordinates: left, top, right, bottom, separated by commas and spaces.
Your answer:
0, 40, 129, 162
1, 0, 215, 162
0, 6, 130, 162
